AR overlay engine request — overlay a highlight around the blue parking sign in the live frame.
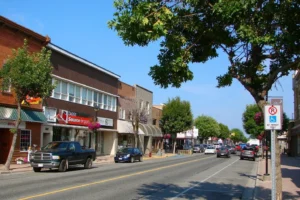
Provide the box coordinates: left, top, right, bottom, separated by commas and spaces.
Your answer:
269, 116, 277, 123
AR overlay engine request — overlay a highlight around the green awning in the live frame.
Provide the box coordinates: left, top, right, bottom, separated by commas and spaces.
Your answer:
0, 106, 47, 123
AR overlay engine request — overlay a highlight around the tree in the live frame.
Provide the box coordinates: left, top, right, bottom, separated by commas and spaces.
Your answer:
243, 104, 265, 138
109, 1, 299, 197
194, 115, 220, 142
0, 40, 54, 171
160, 97, 193, 154
230, 128, 246, 143
218, 123, 230, 140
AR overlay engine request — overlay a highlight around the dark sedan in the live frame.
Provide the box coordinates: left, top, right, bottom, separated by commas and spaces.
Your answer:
114, 148, 143, 163
217, 147, 231, 158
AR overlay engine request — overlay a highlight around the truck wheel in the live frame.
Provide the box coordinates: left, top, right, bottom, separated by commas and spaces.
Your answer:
84, 158, 93, 169
130, 157, 134, 163
33, 167, 41, 172
58, 159, 67, 172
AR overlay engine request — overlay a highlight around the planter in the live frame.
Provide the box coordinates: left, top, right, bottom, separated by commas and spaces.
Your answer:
16, 160, 24, 165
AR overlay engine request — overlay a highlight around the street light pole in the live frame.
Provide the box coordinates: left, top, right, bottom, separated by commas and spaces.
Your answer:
94, 106, 100, 152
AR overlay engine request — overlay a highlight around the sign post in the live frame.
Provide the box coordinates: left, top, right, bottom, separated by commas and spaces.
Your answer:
264, 105, 282, 200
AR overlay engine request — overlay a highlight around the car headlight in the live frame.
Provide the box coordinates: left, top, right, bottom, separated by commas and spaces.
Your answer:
126, 154, 130, 158
52, 155, 60, 159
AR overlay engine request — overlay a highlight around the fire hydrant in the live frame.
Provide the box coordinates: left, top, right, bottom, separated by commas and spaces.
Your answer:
149, 152, 152, 157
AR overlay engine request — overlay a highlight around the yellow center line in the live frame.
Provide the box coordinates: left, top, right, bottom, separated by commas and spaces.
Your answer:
19, 155, 214, 200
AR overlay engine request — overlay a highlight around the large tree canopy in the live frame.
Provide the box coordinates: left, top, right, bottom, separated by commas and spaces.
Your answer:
230, 128, 247, 143
243, 104, 265, 138
109, 0, 300, 109
219, 123, 230, 139
194, 115, 220, 140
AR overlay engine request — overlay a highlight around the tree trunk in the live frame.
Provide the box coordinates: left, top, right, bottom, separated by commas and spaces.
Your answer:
134, 133, 138, 148
258, 99, 282, 199
4, 101, 22, 171
173, 140, 177, 154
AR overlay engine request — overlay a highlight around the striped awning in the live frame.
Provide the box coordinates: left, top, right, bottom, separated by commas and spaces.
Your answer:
0, 106, 47, 123
139, 123, 163, 137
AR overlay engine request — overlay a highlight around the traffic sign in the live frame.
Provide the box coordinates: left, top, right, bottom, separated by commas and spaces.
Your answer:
264, 105, 282, 130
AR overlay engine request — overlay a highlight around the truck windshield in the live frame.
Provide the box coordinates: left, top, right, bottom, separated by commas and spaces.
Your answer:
43, 142, 68, 150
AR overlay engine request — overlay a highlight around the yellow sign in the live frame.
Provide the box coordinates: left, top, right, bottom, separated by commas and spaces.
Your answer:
21, 95, 42, 105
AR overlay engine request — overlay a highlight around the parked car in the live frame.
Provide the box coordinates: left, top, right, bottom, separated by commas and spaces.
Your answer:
235, 145, 241, 151
217, 147, 231, 158
30, 141, 96, 172
227, 145, 236, 154
114, 147, 143, 163
240, 147, 256, 161
193, 144, 204, 153
204, 146, 216, 154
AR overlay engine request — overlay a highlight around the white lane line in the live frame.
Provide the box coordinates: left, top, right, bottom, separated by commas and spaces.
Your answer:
169, 158, 240, 200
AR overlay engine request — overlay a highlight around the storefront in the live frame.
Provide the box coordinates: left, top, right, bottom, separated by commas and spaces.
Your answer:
117, 120, 144, 149
43, 107, 118, 156
0, 106, 47, 164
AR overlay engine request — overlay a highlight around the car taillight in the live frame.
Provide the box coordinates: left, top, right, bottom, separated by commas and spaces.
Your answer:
251, 151, 255, 155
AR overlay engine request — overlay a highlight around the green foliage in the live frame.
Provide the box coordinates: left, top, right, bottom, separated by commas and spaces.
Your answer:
218, 123, 230, 139
242, 104, 264, 138
194, 115, 220, 139
281, 112, 290, 133
160, 96, 193, 136
230, 128, 247, 143
9, 128, 17, 134
109, 0, 300, 104
0, 39, 55, 102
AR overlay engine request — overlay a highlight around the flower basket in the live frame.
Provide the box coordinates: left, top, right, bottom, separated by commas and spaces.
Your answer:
87, 122, 101, 131
15, 157, 25, 164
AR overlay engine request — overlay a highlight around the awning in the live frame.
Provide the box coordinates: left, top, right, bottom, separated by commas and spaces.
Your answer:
0, 106, 47, 123
139, 123, 163, 137
117, 120, 144, 135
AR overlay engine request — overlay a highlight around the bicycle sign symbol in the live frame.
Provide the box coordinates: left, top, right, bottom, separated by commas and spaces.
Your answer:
268, 106, 277, 115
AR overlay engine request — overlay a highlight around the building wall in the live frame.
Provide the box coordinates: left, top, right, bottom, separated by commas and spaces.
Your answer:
117, 81, 136, 121
152, 106, 162, 128
135, 85, 153, 125
103, 131, 117, 155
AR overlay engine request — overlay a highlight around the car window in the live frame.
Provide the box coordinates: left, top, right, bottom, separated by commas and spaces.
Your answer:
118, 148, 133, 154
69, 143, 75, 151
43, 142, 68, 150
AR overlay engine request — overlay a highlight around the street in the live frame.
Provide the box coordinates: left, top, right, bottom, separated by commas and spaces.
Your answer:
0, 153, 257, 200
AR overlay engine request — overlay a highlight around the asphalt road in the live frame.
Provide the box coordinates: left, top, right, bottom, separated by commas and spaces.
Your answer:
0, 153, 258, 200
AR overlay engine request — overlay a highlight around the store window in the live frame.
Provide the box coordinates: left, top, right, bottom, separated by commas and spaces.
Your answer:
20, 130, 31, 152
61, 82, 68, 100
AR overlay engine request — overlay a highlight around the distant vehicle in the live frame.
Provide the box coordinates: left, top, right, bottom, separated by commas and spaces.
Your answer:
193, 144, 204, 153
30, 141, 96, 172
204, 146, 216, 154
240, 147, 256, 161
227, 145, 236, 154
235, 145, 241, 151
217, 146, 231, 158
239, 143, 247, 149
114, 148, 143, 163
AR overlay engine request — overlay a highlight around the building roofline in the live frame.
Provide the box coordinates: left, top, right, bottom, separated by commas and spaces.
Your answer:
119, 81, 135, 89
135, 84, 153, 93
47, 43, 121, 79
0, 15, 50, 45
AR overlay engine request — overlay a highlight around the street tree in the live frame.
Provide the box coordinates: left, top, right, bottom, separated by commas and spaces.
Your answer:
108, 1, 299, 196
194, 115, 220, 142
160, 97, 193, 154
230, 128, 246, 143
243, 104, 264, 138
0, 40, 55, 171
218, 123, 230, 140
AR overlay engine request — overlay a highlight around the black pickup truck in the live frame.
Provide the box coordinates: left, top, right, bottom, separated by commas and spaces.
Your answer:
30, 141, 96, 172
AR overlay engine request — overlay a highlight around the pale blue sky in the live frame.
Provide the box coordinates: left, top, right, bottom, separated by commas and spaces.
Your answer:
0, 0, 294, 136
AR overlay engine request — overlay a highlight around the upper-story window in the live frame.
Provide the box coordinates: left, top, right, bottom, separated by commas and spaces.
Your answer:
52, 78, 117, 112
146, 101, 150, 115
119, 108, 126, 119
139, 99, 144, 109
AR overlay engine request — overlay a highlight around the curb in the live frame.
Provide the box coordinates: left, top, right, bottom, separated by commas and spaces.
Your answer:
252, 157, 263, 200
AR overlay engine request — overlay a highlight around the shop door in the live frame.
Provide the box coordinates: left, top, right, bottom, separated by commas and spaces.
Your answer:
0, 129, 12, 164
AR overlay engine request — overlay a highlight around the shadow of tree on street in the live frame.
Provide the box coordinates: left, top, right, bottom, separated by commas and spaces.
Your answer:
136, 181, 298, 200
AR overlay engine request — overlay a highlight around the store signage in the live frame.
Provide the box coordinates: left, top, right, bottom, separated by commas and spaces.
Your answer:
97, 117, 113, 127
57, 109, 92, 126
43, 107, 57, 122
0, 120, 25, 129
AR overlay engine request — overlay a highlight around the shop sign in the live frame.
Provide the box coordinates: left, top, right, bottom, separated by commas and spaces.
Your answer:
57, 109, 92, 126
0, 120, 25, 129
97, 117, 113, 127
43, 107, 57, 122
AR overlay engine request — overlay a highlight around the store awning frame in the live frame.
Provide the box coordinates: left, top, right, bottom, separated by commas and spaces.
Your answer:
139, 123, 163, 137
117, 120, 144, 135
0, 106, 47, 123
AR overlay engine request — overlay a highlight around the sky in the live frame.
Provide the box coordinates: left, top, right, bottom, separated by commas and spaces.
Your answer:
0, 0, 294, 137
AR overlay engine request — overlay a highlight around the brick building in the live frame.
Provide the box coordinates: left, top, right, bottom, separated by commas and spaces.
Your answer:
42, 43, 120, 156
0, 16, 50, 163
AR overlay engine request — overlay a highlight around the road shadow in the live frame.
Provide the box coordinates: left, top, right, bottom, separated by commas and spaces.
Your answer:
39, 165, 98, 173
281, 154, 300, 169
135, 181, 298, 200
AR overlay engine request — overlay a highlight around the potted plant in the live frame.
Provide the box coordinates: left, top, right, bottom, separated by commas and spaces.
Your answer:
15, 157, 25, 164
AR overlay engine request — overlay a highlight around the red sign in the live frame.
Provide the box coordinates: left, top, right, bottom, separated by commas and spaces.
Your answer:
56, 110, 92, 126
268, 106, 277, 115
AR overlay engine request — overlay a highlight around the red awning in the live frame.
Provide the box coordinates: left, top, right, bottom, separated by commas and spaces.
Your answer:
163, 134, 171, 139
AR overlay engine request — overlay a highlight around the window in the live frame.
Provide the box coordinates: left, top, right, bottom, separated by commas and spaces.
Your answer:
103, 95, 108, 109
119, 108, 126, 119
53, 79, 61, 99
68, 83, 75, 102
112, 97, 116, 111
139, 100, 143, 109
75, 85, 81, 103
107, 96, 112, 110
146, 101, 150, 114
98, 93, 103, 108
122, 109, 125, 119
61, 82, 68, 100
87, 89, 93, 106
20, 130, 31, 152
93, 92, 99, 107
82, 88, 87, 105
153, 119, 157, 125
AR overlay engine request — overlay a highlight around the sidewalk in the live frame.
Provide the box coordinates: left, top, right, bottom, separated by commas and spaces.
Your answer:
0, 153, 176, 174
254, 154, 300, 200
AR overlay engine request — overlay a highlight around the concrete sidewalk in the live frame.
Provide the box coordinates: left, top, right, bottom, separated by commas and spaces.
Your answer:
0, 153, 177, 174
254, 154, 300, 200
